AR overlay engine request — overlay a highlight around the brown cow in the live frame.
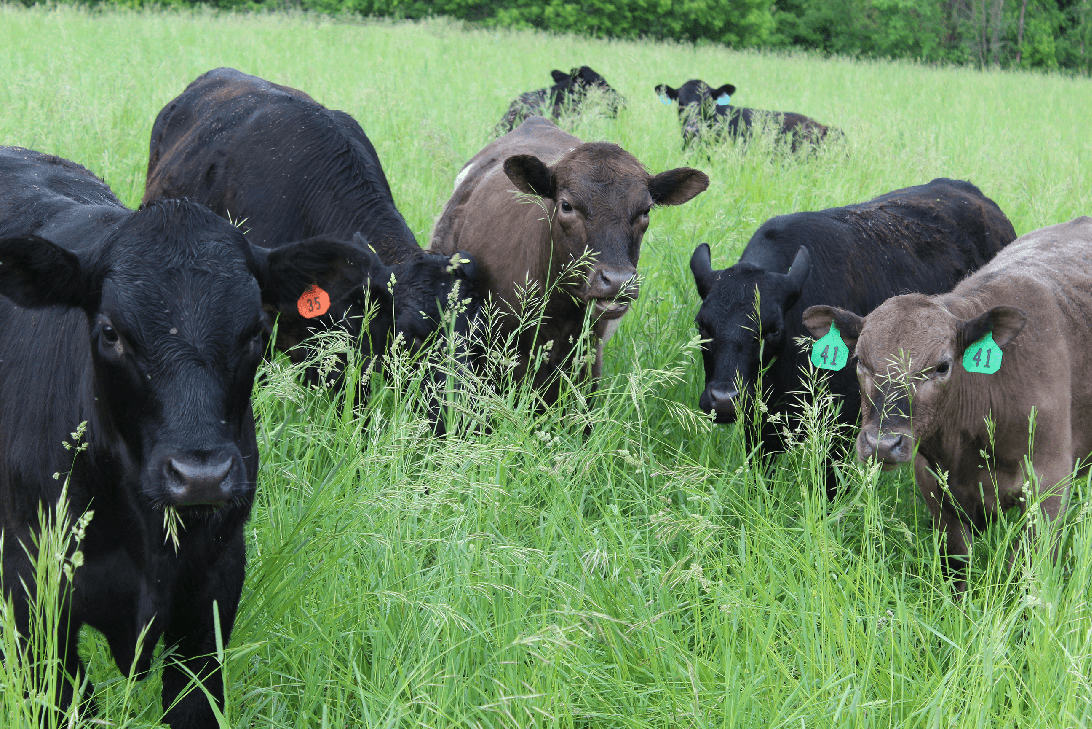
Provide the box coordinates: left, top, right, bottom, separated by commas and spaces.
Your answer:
430, 116, 708, 403
803, 217, 1092, 592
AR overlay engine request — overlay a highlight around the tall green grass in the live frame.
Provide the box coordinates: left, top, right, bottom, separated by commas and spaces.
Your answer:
1, 5, 1091, 727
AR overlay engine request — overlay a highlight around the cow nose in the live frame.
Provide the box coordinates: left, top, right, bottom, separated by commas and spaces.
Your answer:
587, 266, 635, 299
702, 387, 739, 422
166, 454, 235, 506
859, 431, 910, 465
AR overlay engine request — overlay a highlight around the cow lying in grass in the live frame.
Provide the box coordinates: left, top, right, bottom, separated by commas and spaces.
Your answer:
496, 65, 625, 135
804, 217, 1092, 592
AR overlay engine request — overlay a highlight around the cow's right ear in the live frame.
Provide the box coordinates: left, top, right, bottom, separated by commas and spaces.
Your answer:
655, 84, 679, 102
504, 155, 555, 198
690, 244, 717, 299
957, 306, 1027, 351
551, 70, 570, 85
0, 235, 97, 311
713, 84, 737, 103
803, 305, 864, 352
253, 235, 383, 318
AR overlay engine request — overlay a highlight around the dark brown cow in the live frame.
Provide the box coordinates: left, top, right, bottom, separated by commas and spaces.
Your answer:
430, 116, 708, 402
804, 217, 1092, 592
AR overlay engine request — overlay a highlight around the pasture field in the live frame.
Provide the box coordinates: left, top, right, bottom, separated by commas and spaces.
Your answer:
2, 5, 1092, 727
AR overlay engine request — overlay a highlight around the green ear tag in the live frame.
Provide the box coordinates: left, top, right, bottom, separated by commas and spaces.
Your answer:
811, 322, 850, 371
962, 331, 1002, 374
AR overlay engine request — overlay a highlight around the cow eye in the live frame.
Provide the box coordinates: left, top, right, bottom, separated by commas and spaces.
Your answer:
559, 200, 573, 214
935, 361, 950, 376
101, 325, 119, 346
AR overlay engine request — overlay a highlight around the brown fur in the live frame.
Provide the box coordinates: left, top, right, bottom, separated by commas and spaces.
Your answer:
805, 217, 1092, 591
430, 116, 707, 403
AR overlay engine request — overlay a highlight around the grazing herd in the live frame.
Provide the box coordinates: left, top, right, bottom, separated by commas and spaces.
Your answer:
0, 63, 1087, 725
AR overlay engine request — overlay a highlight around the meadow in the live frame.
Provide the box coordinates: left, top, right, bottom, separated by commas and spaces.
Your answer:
1, 5, 1092, 727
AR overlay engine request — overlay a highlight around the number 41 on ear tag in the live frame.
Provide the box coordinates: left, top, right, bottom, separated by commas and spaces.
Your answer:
811, 323, 849, 371
962, 331, 1002, 374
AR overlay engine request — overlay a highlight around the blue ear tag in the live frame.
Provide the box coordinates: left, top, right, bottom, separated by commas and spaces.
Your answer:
962, 331, 1002, 374
717, 94, 731, 106
660, 94, 671, 105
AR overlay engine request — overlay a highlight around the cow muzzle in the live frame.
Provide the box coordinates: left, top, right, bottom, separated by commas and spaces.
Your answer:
159, 448, 244, 507
583, 264, 638, 319
699, 385, 740, 423
857, 429, 914, 470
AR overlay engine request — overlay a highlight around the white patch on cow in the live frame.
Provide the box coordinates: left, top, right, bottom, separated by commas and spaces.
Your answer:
453, 163, 474, 191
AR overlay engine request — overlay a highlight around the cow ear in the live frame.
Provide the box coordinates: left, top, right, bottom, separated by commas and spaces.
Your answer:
649, 168, 709, 206
504, 155, 555, 198
690, 244, 717, 300
655, 84, 678, 102
551, 70, 569, 84
0, 235, 98, 311
957, 306, 1027, 351
450, 250, 479, 283
714, 84, 736, 102
803, 306, 864, 352
254, 234, 384, 318
781, 246, 812, 310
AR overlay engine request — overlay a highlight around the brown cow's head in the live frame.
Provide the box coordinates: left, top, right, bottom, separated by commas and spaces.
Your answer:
804, 295, 1026, 468
503, 143, 708, 323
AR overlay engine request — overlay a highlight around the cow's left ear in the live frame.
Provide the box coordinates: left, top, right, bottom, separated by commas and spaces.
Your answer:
957, 306, 1027, 351
504, 155, 555, 198
253, 234, 383, 318
803, 305, 864, 353
690, 244, 717, 299
655, 84, 679, 102
649, 168, 709, 206
0, 235, 100, 311
551, 70, 570, 85
781, 246, 812, 311
713, 84, 737, 103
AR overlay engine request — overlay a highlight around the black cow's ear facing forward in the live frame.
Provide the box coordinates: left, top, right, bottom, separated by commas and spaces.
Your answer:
551, 69, 570, 85
252, 234, 383, 318
781, 246, 812, 311
504, 155, 555, 199
649, 168, 709, 206
0, 235, 100, 311
803, 305, 865, 353
712, 84, 737, 102
690, 243, 717, 300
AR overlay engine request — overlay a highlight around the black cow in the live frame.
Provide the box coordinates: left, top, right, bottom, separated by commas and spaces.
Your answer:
144, 68, 481, 420
655, 79, 835, 152
690, 179, 1017, 492
496, 65, 625, 135
0, 147, 377, 727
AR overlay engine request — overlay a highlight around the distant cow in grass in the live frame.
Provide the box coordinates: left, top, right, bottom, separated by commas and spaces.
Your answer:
0, 146, 377, 727
656, 79, 835, 151
690, 179, 1016, 493
144, 67, 481, 423
496, 65, 625, 135
432, 116, 708, 404
804, 217, 1092, 591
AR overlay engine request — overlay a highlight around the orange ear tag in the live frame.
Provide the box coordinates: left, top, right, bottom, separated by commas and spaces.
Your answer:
297, 284, 331, 318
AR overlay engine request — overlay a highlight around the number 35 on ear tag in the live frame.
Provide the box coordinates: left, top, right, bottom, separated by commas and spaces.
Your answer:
297, 284, 331, 319
962, 331, 1002, 374
811, 323, 849, 371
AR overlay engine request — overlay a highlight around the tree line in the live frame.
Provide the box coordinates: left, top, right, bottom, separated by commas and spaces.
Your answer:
47, 0, 1092, 73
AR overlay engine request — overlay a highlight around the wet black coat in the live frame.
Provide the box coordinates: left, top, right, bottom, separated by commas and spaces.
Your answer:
0, 147, 376, 728
690, 178, 1017, 459
144, 68, 481, 400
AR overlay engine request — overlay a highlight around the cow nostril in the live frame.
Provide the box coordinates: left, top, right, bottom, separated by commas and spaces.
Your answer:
167, 456, 235, 502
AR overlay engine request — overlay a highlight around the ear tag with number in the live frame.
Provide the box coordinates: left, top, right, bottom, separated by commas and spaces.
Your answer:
717, 94, 731, 106
962, 331, 1002, 374
297, 284, 331, 319
811, 322, 849, 371
660, 94, 671, 105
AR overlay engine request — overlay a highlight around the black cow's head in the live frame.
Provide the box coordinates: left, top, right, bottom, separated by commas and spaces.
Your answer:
656, 80, 737, 147
550, 66, 625, 115
389, 250, 481, 355
504, 143, 708, 324
0, 201, 377, 511
691, 243, 811, 423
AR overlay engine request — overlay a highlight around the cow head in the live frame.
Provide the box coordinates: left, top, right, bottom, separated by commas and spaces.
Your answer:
655, 80, 737, 146
551, 66, 625, 114
804, 296, 1026, 468
503, 143, 708, 323
0, 200, 377, 512
691, 244, 811, 422
389, 250, 482, 355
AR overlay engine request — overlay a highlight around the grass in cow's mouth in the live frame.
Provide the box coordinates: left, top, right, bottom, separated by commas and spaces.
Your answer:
2, 6, 1090, 728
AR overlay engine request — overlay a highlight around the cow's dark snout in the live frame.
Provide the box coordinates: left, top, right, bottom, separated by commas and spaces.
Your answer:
700, 386, 739, 422
586, 265, 636, 300
858, 430, 912, 467
164, 452, 238, 506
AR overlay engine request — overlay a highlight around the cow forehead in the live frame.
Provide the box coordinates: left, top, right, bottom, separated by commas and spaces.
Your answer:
858, 297, 956, 374
677, 80, 713, 104
554, 143, 648, 191
703, 266, 782, 314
